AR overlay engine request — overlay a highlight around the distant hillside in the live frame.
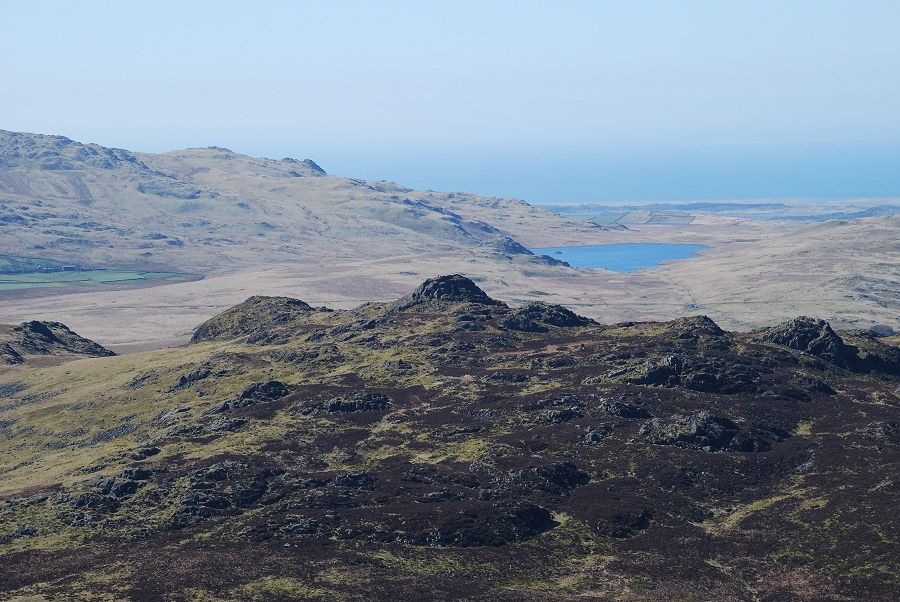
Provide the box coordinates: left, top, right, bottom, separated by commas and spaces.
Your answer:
0, 130, 599, 274
2, 130, 898, 348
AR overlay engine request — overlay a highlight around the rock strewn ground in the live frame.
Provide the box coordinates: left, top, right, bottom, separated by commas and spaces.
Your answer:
0, 276, 898, 600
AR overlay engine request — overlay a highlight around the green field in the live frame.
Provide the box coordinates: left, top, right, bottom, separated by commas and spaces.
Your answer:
586, 212, 628, 225
0, 270, 184, 291
0, 256, 66, 272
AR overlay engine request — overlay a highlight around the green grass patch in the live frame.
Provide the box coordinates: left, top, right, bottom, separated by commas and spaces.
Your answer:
0, 270, 183, 290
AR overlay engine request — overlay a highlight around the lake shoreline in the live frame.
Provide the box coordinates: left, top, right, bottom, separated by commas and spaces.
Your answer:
532, 242, 708, 272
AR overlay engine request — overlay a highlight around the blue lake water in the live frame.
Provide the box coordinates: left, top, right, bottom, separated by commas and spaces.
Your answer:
531, 243, 707, 272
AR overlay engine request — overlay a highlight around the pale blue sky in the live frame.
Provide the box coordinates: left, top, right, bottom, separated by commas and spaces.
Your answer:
2, 1, 899, 201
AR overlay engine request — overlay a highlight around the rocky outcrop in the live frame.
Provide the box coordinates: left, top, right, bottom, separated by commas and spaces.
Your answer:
6, 276, 900, 600
599, 400, 651, 419
669, 315, 727, 340
480, 237, 570, 267
484, 237, 533, 257
634, 355, 684, 386
0, 130, 151, 171
0, 343, 24, 365
172, 366, 213, 390
216, 380, 291, 412
640, 411, 774, 452
501, 302, 593, 333
191, 296, 317, 343
762, 317, 858, 368
0, 321, 114, 363
406, 275, 502, 306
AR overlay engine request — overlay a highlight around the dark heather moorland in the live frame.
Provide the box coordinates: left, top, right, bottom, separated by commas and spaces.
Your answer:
1, 275, 898, 600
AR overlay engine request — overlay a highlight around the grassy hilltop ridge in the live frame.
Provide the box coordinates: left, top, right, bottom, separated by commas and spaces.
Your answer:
1, 276, 898, 600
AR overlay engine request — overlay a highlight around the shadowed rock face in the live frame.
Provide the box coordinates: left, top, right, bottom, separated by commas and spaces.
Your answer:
0, 343, 24, 365
407, 274, 502, 305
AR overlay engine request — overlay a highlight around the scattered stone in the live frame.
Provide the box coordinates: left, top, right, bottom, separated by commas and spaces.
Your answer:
91, 423, 137, 443
857, 421, 899, 443
482, 371, 529, 384
543, 407, 583, 424
332, 472, 375, 489
598, 400, 651, 419
0, 382, 28, 397
584, 431, 604, 444
301, 392, 392, 415
13, 525, 36, 538
172, 367, 212, 390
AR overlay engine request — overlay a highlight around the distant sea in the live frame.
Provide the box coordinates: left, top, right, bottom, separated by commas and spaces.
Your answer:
321, 141, 900, 204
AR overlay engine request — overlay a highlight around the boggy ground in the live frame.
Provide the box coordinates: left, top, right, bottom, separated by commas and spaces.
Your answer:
0, 275, 898, 601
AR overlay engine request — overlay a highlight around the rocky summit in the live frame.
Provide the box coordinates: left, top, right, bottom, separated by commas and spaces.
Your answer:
1, 276, 899, 600
0, 320, 114, 365
407, 273, 503, 305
